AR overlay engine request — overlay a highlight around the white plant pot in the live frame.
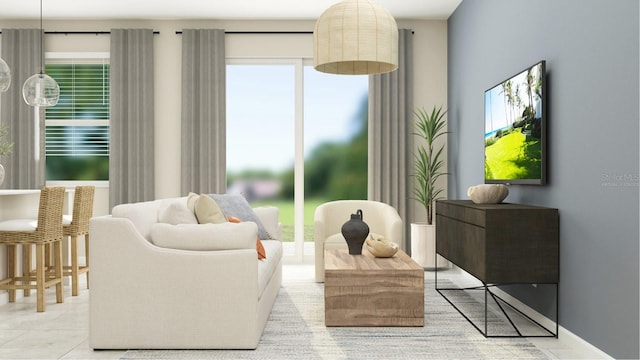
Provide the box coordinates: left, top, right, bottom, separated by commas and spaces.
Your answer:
410, 222, 449, 270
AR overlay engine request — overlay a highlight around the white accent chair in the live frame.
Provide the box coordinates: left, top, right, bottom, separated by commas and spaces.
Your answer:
314, 200, 403, 282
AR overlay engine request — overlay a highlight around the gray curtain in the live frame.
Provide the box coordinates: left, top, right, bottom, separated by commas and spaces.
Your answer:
368, 29, 414, 251
109, 29, 155, 209
180, 29, 226, 195
0, 29, 46, 189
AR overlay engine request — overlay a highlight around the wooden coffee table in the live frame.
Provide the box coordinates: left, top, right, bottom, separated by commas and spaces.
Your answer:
324, 248, 424, 326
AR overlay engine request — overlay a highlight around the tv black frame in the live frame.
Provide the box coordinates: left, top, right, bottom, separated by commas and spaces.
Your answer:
484, 60, 547, 185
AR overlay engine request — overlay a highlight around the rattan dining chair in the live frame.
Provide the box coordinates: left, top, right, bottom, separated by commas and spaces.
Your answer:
62, 185, 95, 296
0, 187, 66, 312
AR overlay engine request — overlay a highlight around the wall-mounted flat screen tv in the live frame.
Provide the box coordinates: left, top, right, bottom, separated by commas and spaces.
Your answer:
484, 60, 547, 185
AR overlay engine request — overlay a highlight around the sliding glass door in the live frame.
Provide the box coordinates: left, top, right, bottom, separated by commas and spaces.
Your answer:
227, 59, 368, 262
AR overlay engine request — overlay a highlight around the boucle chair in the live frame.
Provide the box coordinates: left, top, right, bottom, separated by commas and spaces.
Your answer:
0, 187, 66, 312
314, 200, 403, 282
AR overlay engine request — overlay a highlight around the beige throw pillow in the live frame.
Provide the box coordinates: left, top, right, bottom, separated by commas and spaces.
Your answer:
186, 192, 199, 212
194, 193, 227, 224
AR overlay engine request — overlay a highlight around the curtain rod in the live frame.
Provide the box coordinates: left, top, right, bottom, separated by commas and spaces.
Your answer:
48, 31, 160, 35
175, 31, 313, 35
175, 30, 413, 35
0, 31, 160, 35
0, 30, 307, 35
1, 30, 414, 36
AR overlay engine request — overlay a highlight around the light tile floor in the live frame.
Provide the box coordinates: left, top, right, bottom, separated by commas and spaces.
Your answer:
0, 263, 606, 360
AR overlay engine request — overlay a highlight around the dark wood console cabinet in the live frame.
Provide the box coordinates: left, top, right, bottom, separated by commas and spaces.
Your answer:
436, 200, 559, 284
435, 200, 559, 337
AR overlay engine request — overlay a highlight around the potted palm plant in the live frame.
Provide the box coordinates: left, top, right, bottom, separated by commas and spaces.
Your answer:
410, 106, 449, 269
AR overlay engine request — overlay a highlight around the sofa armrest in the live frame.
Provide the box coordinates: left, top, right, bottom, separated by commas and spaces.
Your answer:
89, 215, 260, 348
253, 206, 282, 240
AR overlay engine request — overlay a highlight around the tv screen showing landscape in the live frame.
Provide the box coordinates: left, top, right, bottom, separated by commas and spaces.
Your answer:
484, 60, 546, 185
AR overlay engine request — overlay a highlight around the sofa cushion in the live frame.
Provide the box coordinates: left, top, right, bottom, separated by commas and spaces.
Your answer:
158, 202, 198, 225
149, 222, 257, 251
210, 194, 273, 240
258, 240, 282, 298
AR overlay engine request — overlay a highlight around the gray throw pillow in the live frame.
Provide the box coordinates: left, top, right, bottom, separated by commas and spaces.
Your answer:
209, 194, 273, 240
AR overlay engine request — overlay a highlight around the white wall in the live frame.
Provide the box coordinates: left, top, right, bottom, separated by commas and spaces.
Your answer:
0, 18, 447, 221
401, 20, 448, 224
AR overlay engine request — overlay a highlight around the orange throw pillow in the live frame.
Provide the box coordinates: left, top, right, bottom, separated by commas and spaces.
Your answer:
227, 215, 266, 260
256, 238, 267, 260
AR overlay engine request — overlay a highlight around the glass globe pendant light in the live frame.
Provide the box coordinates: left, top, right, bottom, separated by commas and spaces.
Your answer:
23, 72, 59, 107
0, 57, 10, 92
22, 0, 59, 107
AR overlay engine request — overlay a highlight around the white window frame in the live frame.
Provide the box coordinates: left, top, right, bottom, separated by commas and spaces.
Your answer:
45, 52, 110, 188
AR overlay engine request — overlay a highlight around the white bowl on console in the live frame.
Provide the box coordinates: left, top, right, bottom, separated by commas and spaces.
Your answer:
467, 184, 509, 204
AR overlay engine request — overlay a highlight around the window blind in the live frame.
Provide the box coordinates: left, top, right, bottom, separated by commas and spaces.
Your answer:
45, 62, 109, 157
45, 125, 109, 156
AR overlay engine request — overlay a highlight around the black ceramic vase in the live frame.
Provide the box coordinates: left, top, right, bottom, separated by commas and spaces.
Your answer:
341, 209, 370, 255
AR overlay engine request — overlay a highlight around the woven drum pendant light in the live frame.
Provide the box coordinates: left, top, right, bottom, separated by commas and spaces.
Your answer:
22, 0, 59, 107
314, 0, 398, 75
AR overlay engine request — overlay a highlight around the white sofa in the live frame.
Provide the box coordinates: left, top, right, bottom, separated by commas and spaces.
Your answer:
89, 196, 283, 350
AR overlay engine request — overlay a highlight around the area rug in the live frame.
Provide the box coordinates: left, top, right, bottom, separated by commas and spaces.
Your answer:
122, 278, 550, 360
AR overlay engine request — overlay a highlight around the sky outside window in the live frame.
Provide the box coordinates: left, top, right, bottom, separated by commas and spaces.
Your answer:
226, 64, 368, 175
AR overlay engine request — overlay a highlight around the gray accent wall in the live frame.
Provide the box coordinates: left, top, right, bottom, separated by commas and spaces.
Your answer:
447, 1, 639, 358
